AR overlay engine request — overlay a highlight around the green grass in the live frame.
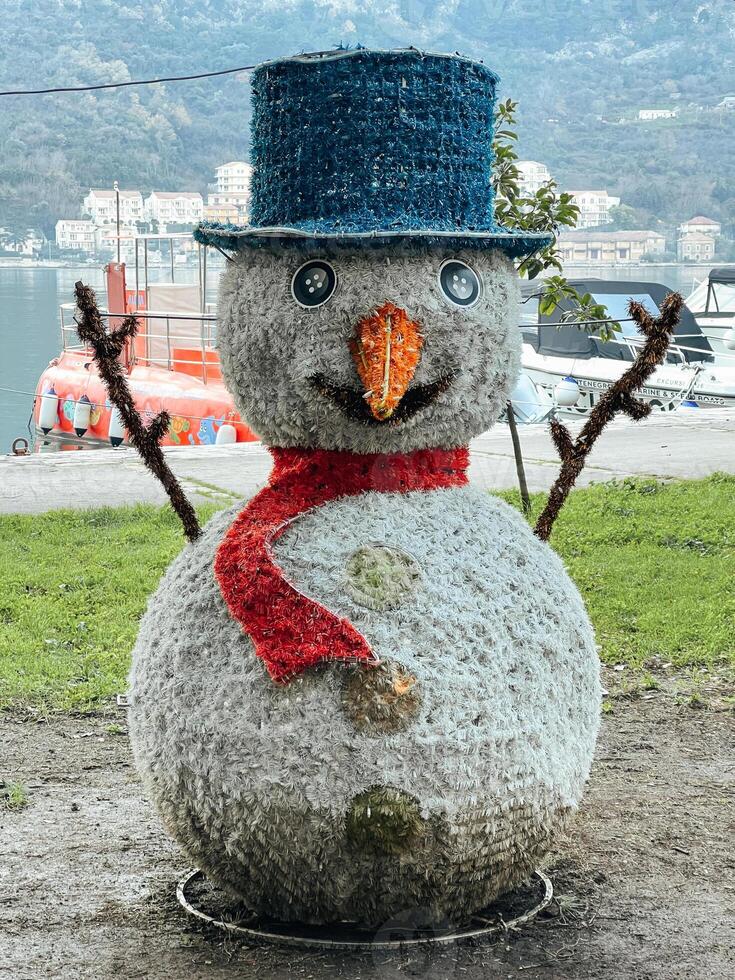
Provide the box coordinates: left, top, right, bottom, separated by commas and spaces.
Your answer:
0, 503, 217, 713
501, 474, 735, 672
1, 476, 734, 714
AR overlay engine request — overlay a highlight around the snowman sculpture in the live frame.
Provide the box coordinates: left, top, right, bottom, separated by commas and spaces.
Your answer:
129, 49, 601, 928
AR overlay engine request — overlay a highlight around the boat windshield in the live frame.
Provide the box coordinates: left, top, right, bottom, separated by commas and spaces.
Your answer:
534, 280, 714, 364
592, 293, 660, 338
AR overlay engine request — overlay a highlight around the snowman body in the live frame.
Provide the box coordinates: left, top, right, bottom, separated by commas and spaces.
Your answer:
130, 484, 599, 926
129, 50, 601, 929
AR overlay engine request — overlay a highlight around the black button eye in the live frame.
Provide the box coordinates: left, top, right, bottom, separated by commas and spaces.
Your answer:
439, 260, 481, 307
292, 260, 337, 308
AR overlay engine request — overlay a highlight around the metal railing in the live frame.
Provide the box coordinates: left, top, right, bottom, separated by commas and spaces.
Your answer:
59, 301, 735, 391
59, 303, 219, 384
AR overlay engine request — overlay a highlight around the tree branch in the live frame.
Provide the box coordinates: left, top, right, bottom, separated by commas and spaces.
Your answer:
534, 292, 683, 542
74, 281, 201, 542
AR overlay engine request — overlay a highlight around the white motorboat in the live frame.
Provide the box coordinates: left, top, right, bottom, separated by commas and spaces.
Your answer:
684, 268, 735, 355
520, 278, 735, 416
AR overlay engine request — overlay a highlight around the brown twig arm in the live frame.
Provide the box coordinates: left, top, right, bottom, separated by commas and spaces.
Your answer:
534, 292, 684, 542
74, 281, 201, 542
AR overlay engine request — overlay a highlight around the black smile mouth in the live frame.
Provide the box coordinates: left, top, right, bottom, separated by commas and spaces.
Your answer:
309, 372, 456, 426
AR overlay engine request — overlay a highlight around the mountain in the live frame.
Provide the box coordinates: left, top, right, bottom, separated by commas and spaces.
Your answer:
1, 0, 734, 238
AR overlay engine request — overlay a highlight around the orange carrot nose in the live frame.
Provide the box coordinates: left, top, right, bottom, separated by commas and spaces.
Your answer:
350, 303, 423, 421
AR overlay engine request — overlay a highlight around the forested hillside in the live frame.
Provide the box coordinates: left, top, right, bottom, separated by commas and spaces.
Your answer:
1, 0, 733, 238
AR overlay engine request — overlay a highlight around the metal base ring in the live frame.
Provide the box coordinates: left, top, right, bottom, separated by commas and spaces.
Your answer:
176, 868, 553, 950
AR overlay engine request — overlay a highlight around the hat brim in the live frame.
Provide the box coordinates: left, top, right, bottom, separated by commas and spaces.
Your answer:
193, 223, 554, 260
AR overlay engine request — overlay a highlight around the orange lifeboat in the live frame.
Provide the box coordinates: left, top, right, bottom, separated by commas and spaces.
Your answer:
33, 255, 256, 449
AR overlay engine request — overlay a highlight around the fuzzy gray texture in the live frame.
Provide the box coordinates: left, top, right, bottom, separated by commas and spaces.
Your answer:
216, 243, 520, 453
129, 488, 600, 927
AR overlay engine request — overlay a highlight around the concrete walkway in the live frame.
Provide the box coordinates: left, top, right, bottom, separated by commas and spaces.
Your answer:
1, 411, 733, 514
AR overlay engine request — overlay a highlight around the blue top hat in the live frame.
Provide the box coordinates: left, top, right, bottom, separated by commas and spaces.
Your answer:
194, 48, 553, 259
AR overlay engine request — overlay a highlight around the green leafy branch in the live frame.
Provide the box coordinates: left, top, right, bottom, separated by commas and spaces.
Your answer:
539, 276, 621, 340
493, 99, 618, 340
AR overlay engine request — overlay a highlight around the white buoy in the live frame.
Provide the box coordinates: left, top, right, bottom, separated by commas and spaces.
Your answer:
215, 423, 237, 446
724, 329, 735, 351
38, 386, 59, 434
108, 406, 126, 447
73, 394, 92, 437
554, 376, 580, 407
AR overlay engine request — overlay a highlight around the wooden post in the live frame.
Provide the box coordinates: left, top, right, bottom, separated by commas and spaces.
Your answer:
506, 399, 531, 518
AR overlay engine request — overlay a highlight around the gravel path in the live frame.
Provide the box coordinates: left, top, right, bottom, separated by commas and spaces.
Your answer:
2, 687, 733, 980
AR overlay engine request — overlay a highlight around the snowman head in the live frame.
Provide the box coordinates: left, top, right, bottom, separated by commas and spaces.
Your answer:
217, 241, 520, 453
199, 49, 550, 453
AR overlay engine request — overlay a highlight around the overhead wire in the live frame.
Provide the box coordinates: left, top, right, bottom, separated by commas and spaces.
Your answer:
0, 63, 258, 97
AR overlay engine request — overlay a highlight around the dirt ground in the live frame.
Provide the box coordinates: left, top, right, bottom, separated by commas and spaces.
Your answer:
2, 680, 734, 980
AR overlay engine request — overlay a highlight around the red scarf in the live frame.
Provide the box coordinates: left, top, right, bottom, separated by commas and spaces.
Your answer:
215, 446, 469, 683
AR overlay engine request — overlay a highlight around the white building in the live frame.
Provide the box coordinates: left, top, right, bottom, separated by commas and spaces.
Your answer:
568, 190, 621, 229
716, 96, 735, 111
638, 108, 678, 121
144, 191, 204, 227
679, 215, 722, 238
207, 161, 252, 221
94, 224, 138, 259
55, 219, 97, 252
82, 188, 143, 226
214, 161, 251, 202
517, 160, 552, 197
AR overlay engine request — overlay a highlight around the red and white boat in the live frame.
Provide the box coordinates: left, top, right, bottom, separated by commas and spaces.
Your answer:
33, 237, 255, 449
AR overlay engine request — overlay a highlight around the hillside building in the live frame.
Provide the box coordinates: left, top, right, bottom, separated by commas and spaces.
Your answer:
94, 224, 138, 260
679, 216, 722, 238
517, 160, 552, 197
207, 161, 252, 221
55, 219, 96, 252
144, 192, 204, 227
638, 108, 678, 121
568, 190, 621, 229
558, 230, 666, 265
82, 188, 143, 226
678, 234, 716, 263
203, 202, 242, 225
677, 216, 721, 262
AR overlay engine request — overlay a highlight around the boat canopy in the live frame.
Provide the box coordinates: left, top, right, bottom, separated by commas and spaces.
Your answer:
707, 268, 735, 285
530, 279, 713, 363
685, 268, 735, 316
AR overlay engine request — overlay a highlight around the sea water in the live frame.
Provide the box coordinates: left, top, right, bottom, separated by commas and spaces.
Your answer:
0, 262, 710, 453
